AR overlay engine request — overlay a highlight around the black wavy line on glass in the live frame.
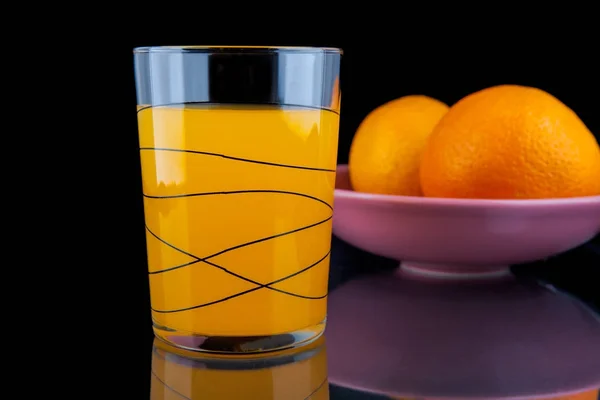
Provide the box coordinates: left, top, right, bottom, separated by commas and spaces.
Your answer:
143, 189, 333, 210
151, 370, 189, 400
140, 147, 336, 173
151, 250, 330, 313
146, 208, 332, 275
304, 376, 329, 400
145, 190, 332, 311
141, 148, 334, 311
136, 101, 340, 116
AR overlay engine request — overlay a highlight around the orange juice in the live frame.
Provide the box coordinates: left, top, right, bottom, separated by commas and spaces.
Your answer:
137, 104, 339, 338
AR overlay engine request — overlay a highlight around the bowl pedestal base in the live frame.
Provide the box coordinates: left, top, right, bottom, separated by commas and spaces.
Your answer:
397, 261, 512, 282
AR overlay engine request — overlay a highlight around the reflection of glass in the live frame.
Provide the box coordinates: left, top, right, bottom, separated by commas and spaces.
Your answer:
133, 46, 342, 354
327, 272, 600, 399
150, 336, 328, 399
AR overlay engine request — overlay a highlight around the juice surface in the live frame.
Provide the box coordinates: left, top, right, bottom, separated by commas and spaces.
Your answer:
137, 104, 339, 336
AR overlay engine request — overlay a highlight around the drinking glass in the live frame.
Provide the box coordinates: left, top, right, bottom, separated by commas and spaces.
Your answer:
133, 46, 342, 354
151, 336, 328, 398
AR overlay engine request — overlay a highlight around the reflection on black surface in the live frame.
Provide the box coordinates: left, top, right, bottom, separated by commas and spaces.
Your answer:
150, 336, 328, 399
327, 272, 600, 399
146, 236, 600, 399
387, 391, 600, 400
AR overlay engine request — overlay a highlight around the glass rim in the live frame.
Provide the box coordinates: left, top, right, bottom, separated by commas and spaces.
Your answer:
133, 45, 343, 55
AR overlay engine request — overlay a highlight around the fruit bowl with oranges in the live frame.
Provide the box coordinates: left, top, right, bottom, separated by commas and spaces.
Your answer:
333, 85, 600, 281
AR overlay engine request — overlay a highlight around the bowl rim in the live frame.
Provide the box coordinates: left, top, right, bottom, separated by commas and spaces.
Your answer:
335, 164, 600, 208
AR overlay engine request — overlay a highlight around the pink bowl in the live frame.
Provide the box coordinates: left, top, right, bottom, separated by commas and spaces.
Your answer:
333, 164, 600, 279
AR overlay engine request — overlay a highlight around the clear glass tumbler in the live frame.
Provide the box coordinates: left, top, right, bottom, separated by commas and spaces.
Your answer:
133, 46, 342, 354
151, 336, 328, 398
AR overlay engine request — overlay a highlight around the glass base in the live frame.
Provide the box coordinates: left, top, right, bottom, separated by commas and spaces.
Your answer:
153, 319, 326, 356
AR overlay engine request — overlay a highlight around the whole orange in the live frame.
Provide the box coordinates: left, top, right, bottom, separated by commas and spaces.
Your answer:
420, 85, 600, 199
349, 95, 449, 196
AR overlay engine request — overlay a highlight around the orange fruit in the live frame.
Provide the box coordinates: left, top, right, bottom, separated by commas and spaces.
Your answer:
420, 85, 600, 199
349, 95, 449, 196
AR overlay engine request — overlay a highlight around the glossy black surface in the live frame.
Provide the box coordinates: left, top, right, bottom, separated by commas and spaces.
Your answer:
140, 235, 600, 399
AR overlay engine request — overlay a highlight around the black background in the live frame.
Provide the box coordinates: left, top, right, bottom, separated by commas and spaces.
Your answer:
83, 33, 599, 395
